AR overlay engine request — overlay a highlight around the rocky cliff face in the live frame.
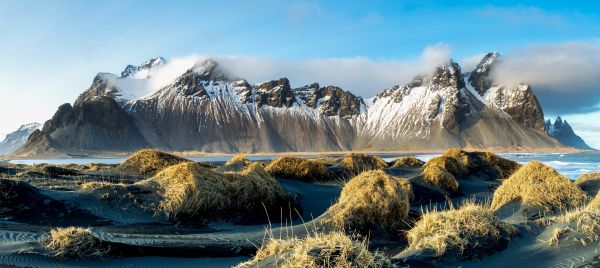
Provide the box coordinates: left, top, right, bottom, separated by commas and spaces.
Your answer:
466, 52, 546, 132
15, 55, 573, 156
545, 117, 593, 150
14, 96, 148, 156
123, 60, 362, 152
0, 123, 41, 155
354, 61, 558, 150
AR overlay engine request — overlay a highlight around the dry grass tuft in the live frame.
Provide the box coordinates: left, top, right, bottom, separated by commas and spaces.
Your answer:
424, 156, 467, 178
476, 152, 521, 180
421, 163, 460, 193
390, 157, 425, 168
118, 149, 191, 176
490, 161, 587, 212
575, 171, 600, 196
225, 154, 252, 167
236, 231, 391, 268
266, 157, 332, 182
405, 201, 516, 258
337, 153, 388, 175
398, 177, 414, 201
41, 227, 110, 259
548, 227, 570, 246
144, 162, 288, 224
441, 148, 520, 180
325, 170, 411, 234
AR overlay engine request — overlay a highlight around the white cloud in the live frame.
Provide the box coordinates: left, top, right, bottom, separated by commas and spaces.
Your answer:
460, 53, 487, 72
492, 41, 600, 114
215, 44, 451, 97
115, 44, 453, 99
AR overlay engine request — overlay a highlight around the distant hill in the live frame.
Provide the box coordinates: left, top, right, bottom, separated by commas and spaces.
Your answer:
545, 117, 593, 150
0, 123, 41, 155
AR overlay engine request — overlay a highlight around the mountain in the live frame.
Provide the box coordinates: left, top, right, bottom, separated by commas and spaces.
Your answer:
545, 117, 593, 150
466, 52, 546, 132
0, 123, 41, 155
14, 54, 570, 156
354, 61, 558, 150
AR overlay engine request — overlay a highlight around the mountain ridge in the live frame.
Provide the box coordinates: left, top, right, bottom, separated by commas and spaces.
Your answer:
13, 53, 586, 156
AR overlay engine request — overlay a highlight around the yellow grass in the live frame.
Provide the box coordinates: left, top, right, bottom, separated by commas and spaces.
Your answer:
225, 154, 252, 167
405, 201, 516, 258
424, 156, 467, 178
442, 148, 520, 180
236, 231, 390, 268
337, 153, 388, 175
143, 162, 288, 222
390, 157, 425, 168
41, 227, 109, 259
422, 163, 460, 193
325, 170, 411, 234
118, 149, 191, 175
575, 171, 600, 196
490, 161, 587, 212
398, 177, 414, 201
477, 152, 521, 180
266, 157, 332, 182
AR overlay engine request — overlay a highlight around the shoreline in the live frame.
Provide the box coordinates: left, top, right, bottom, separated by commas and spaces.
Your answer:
2, 146, 592, 160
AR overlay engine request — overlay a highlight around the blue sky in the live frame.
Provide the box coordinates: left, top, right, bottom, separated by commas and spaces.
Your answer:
1, 0, 600, 147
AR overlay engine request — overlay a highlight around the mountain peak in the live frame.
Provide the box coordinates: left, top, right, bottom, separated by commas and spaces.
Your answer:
190, 59, 237, 82
121, 56, 167, 78
545, 116, 592, 150
430, 61, 464, 89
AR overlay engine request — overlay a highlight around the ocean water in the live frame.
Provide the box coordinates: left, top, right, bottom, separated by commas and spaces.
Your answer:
7, 151, 600, 180
407, 151, 600, 180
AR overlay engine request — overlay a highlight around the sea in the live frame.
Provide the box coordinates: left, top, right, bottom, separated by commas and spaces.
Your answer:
7, 151, 600, 180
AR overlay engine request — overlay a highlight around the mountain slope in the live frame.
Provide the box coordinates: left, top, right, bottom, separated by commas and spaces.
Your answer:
354, 62, 559, 150
545, 117, 593, 150
466, 52, 546, 132
14, 55, 572, 156
0, 123, 41, 155
125, 60, 362, 152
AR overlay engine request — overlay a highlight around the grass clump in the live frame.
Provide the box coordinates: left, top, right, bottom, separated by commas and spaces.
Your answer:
337, 153, 388, 175
143, 162, 289, 225
325, 170, 411, 234
41, 227, 110, 259
236, 231, 392, 268
442, 149, 520, 180
490, 161, 587, 212
218, 155, 254, 172
424, 156, 467, 178
421, 160, 461, 193
390, 157, 425, 168
118, 149, 191, 176
404, 201, 516, 259
575, 171, 600, 196
551, 193, 600, 246
266, 157, 332, 182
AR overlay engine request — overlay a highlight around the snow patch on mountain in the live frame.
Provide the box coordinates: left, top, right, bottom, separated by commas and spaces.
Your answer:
0, 123, 41, 155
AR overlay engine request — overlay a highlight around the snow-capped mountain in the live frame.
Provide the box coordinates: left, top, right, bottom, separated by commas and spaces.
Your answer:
545, 117, 593, 150
466, 52, 546, 132
14, 53, 581, 156
354, 61, 558, 150
0, 123, 41, 155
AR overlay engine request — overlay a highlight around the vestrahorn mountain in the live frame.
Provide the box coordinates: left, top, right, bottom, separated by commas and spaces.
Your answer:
13, 53, 589, 156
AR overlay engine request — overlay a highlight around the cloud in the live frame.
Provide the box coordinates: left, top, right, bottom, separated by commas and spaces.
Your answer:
460, 53, 487, 73
212, 44, 451, 97
115, 44, 453, 99
491, 41, 600, 114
